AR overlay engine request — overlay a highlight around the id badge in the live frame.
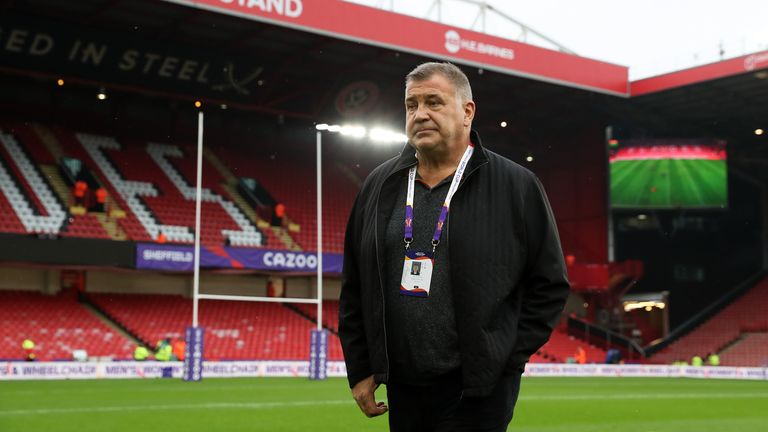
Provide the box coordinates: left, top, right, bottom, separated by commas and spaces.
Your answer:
400, 250, 434, 297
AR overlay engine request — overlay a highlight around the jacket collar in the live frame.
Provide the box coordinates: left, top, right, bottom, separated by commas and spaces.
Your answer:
387, 129, 489, 177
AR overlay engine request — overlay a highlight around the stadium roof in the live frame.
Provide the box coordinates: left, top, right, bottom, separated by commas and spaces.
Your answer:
629, 50, 768, 153
1, 0, 766, 151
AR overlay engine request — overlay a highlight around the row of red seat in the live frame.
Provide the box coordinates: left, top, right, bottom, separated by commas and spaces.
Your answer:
0, 290, 134, 361
58, 214, 110, 239
214, 144, 361, 253
652, 278, 768, 366
293, 300, 340, 332
9, 287, 762, 366
0, 122, 360, 252
87, 292, 345, 361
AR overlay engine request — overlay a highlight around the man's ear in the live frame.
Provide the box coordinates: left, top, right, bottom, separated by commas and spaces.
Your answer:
464, 100, 476, 127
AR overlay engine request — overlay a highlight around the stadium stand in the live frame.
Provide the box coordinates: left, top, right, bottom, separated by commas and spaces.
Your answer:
0, 290, 134, 361
0, 122, 363, 253
720, 333, 768, 367
145, 142, 262, 247
651, 278, 768, 366
0, 187, 26, 234
215, 144, 358, 253
538, 330, 608, 364
86, 293, 344, 361
3, 123, 57, 165
51, 127, 153, 242
293, 300, 340, 333
0, 129, 66, 234
58, 213, 111, 240
0, 125, 122, 239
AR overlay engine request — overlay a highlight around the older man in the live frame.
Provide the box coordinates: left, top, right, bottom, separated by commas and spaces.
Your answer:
339, 62, 570, 431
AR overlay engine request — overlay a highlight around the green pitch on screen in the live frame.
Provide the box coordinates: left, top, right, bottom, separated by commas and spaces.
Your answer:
2, 377, 767, 432
611, 159, 727, 209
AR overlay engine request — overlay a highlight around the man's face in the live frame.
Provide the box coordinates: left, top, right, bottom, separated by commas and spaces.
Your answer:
404, 74, 472, 153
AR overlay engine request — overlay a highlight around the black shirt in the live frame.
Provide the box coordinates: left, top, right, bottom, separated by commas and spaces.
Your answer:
384, 170, 461, 385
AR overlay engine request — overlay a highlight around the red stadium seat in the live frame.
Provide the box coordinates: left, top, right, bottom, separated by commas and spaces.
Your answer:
652, 278, 768, 366
87, 293, 345, 361
0, 290, 134, 360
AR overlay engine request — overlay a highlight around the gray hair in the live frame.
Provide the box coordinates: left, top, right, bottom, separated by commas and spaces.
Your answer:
405, 62, 473, 103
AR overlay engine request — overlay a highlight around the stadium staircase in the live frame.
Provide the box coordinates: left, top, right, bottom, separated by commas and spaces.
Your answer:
38, 164, 72, 207
0, 290, 134, 361
28, 123, 65, 162
146, 142, 262, 246
215, 144, 356, 253
92, 213, 129, 241
57, 131, 154, 242
204, 147, 298, 250
649, 276, 768, 366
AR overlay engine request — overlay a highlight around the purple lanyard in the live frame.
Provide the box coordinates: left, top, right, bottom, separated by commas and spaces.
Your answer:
404, 143, 474, 251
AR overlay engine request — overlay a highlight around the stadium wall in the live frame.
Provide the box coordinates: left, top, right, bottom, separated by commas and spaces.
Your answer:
0, 266, 342, 299
0, 234, 135, 267
1, 361, 765, 381
0, 267, 59, 293
84, 270, 341, 299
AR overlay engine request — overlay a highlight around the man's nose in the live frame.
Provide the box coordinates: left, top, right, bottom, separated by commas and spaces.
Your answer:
413, 104, 430, 121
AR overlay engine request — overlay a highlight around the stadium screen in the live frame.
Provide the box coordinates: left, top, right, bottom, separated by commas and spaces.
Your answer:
609, 138, 728, 209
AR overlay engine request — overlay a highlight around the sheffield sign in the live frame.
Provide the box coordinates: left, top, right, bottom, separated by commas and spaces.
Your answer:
136, 243, 343, 273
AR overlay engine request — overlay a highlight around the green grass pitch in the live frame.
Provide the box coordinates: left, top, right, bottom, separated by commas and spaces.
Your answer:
611, 159, 727, 209
1, 377, 767, 431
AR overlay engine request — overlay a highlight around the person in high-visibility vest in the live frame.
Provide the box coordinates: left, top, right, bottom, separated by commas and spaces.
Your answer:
155, 339, 172, 361
691, 355, 704, 367
708, 353, 720, 366
22, 339, 36, 361
133, 345, 149, 361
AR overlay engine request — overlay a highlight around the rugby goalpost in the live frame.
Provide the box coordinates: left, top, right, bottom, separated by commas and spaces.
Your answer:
183, 111, 327, 382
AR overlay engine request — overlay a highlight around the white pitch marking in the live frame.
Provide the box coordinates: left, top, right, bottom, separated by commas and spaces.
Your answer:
2, 392, 768, 416
520, 392, 768, 401
0, 399, 353, 416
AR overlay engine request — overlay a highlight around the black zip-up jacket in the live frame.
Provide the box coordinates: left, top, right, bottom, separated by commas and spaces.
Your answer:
339, 131, 570, 397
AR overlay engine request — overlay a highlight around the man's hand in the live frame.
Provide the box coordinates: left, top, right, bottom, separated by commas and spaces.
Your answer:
351, 375, 388, 417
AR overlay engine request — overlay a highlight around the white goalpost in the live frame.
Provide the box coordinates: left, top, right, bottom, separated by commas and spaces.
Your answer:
184, 111, 326, 382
